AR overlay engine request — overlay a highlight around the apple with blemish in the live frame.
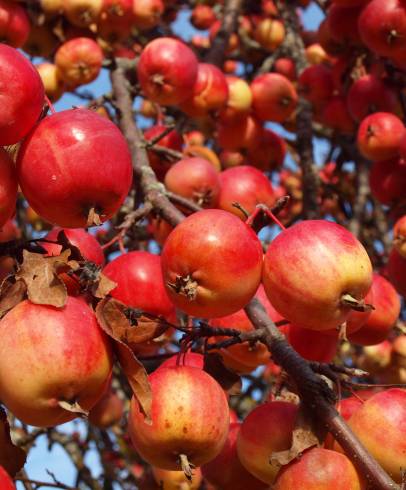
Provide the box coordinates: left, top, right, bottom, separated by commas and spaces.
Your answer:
128, 365, 229, 471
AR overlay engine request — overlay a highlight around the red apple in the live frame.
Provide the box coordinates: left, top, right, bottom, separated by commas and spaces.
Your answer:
387, 247, 406, 297
262, 220, 373, 331
0, 44, 44, 146
348, 273, 401, 345
103, 250, 175, 318
161, 209, 263, 318
180, 63, 229, 117
88, 390, 124, 428
128, 365, 229, 470
338, 388, 406, 482
0, 148, 17, 228
357, 112, 405, 161
164, 157, 221, 208
218, 165, 275, 220
369, 157, 406, 204
17, 108, 133, 228
0, 297, 113, 427
0, 0, 30, 47
251, 73, 298, 122
137, 37, 198, 106
0, 466, 15, 490
202, 423, 268, 490
54, 37, 104, 88
237, 401, 298, 484
274, 447, 363, 489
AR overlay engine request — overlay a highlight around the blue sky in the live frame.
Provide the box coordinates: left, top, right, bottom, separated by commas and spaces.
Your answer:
16, 3, 324, 488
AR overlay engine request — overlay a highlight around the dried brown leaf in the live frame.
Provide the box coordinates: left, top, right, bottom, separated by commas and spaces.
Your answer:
203, 353, 242, 395
92, 272, 117, 299
0, 279, 27, 319
0, 407, 26, 476
270, 406, 320, 467
15, 250, 73, 307
96, 297, 167, 344
115, 343, 152, 423
96, 299, 152, 421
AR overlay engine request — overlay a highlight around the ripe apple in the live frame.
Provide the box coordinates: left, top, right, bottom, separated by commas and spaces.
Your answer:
0, 44, 44, 146
262, 220, 373, 331
0, 148, 17, 228
0, 297, 113, 427
202, 423, 268, 490
137, 37, 198, 106
273, 447, 363, 489
17, 108, 133, 228
337, 388, 406, 482
161, 209, 263, 318
54, 37, 104, 88
237, 401, 298, 484
128, 365, 229, 470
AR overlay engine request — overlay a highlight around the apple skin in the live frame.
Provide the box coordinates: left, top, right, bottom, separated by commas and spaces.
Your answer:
88, 390, 124, 429
348, 273, 401, 346
387, 247, 406, 297
128, 365, 229, 470
152, 466, 202, 490
337, 388, 406, 483
0, 148, 17, 228
369, 157, 406, 204
179, 63, 229, 117
237, 401, 298, 484
103, 250, 175, 318
0, 0, 30, 47
17, 108, 133, 228
161, 209, 263, 318
0, 466, 15, 490
42, 227, 105, 265
0, 44, 44, 146
0, 297, 113, 427
273, 447, 364, 490
202, 423, 268, 490
262, 220, 373, 331
218, 165, 275, 220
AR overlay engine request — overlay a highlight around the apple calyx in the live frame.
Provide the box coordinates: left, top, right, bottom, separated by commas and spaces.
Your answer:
58, 400, 89, 416
167, 275, 198, 300
340, 293, 374, 312
179, 453, 195, 481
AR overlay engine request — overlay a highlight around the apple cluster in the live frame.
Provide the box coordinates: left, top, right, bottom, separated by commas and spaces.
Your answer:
0, 0, 406, 488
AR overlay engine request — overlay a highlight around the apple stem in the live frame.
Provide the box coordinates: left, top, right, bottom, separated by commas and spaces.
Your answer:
44, 94, 56, 115
246, 204, 287, 231
179, 453, 194, 481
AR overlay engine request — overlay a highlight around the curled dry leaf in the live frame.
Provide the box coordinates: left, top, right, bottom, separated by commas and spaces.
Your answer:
203, 352, 242, 395
96, 298, 152, 422
92, 272, 117, 299
96, 297, 168, 345
15, 249, 75, 307
0, 279, 27, 319
0, 406, 26, 477
270, 405, 321, 468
